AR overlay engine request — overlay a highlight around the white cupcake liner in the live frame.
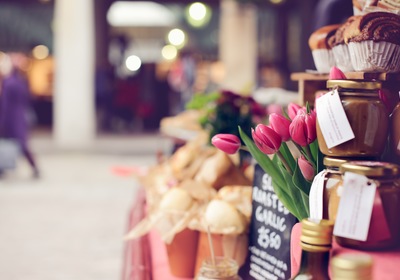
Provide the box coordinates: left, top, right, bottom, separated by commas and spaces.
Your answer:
348, 41, 400, 72
332, 44, 355, 72
312, 49, 336, 73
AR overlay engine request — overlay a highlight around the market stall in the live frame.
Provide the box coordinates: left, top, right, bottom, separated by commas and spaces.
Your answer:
123, 1, 400, 279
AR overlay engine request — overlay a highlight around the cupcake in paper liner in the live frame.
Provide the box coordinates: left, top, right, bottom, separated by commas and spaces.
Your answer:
348, 41, 400, 72
332, 45, 354, 72
311, 49, 336, 73
309, 24, 340, 73
344, 11, 400, 72
329, 16, 358, 72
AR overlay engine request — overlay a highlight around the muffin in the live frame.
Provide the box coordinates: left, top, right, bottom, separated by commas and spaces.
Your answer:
328, 16, 359, 72
309, 24, 341, 73
344, 11, 400, 72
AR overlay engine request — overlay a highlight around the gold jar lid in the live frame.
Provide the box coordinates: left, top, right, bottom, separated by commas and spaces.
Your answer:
331, 253, 373, 280
327, 80, 382, 90
340, 161, 400, 177
323, 157, 349, 168
300, 219, 334, 250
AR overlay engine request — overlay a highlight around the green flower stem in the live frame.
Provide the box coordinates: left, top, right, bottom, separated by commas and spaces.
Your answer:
276, 151, 293, 176
304, 145, 316, 169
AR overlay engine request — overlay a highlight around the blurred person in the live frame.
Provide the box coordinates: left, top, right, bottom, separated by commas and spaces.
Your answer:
0, 52, 40, 178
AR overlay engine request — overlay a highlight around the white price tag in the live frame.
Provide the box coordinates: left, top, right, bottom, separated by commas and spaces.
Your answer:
309, 170, 326, 220
333, 172, 377, 241
316, 89, 355, 149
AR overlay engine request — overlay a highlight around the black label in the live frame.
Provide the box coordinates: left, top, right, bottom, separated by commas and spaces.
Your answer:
239, 164, 298, 280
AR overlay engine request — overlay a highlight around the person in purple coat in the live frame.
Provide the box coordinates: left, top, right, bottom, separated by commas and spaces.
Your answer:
0, 52, 39, 178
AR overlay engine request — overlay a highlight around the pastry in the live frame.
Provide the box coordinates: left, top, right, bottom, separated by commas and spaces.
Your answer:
344, 11, 400, 72
329, 16, 359, 72
309, 24, 341, 73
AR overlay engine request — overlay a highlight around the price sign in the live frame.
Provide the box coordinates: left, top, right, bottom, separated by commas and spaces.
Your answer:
239, 164, 298, 280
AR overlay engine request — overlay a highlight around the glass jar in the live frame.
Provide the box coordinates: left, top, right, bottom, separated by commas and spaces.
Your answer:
331, 253, 373, 280
317, 80, 389, 157
335, 161, 400, 250
323, 157, 347, 222
196, 257, 241, 280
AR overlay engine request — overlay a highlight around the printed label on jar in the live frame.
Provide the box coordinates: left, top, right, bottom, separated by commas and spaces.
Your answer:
316, 89, 355, 149
333, 172, 376, 241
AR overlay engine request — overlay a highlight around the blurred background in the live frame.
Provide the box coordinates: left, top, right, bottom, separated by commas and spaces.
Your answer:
0, 0, 326, 279
0, 0, 318, 137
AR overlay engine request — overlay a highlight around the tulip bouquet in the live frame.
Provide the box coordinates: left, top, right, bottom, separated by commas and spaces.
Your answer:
212, 103, 322, 221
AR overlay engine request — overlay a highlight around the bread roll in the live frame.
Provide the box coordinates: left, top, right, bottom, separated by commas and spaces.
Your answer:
159, 187, 194, 211
205, 199, 246, 233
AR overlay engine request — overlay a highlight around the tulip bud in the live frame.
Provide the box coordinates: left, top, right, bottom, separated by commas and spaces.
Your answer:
251, 124, 282, 155
288, 103, 302, 120
289, 110, 317, 146
329, 66, 347, 80
298, 156, 315, 181
269, 113, 291, 142
211, 134, 241, 154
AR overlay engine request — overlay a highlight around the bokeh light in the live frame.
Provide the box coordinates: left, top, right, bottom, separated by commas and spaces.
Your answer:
167, 28, 186, 48
32, 45, 50, 60
161, 45, 178, 60
186, 2, 211, 28
125, 55, 142, 71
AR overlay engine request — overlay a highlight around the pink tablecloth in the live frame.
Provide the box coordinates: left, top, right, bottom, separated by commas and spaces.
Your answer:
291, 223, 400, 280
122, 187, 191, 280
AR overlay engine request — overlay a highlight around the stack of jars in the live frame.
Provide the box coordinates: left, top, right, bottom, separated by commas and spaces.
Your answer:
316, 79, 400, 250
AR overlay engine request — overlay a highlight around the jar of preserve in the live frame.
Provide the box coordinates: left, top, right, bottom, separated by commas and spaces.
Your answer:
323, 157, 347, 222
331, 253, 373, 280
317, 80, 389, 157
323, 156, 377, 222
196, 257, 241, 280
335, 161, 400, 250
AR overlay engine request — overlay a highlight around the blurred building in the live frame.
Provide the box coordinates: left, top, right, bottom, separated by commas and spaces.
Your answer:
0, 0, 318, 148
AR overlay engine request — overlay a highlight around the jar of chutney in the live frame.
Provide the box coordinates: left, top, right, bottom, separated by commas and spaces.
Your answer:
335, 161, 400, 250
317, 80, 389, 157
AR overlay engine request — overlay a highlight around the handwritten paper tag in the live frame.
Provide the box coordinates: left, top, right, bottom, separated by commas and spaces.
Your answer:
309, 170, 326, 220
333, 172, 376, 241
316, 89, 355, 149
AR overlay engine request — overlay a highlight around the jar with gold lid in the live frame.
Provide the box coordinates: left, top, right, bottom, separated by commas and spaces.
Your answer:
335, 161, 400, 250
323, 156, 377, 222
323, 157, 347, 222
317, 80, 389, 157
196, 257, 241, 280
331, 253, 373, 280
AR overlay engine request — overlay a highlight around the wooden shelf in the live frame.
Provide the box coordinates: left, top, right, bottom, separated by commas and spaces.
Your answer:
290, 71, 400, 106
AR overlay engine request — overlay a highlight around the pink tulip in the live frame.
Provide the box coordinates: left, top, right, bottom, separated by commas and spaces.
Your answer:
211, 134, 241, 154
289, 110, 317, 146
298, 156, 315, 181
329, 66, 347, 80
269, 113, 291, 142
252, 124, 282, 155
288, 103, 302, 120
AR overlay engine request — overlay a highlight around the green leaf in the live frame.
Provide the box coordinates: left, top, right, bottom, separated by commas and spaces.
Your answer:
293, 159, 312, 195
278, 161, 308, 220
279, 142, 296, 172
238, 127, 285, 187
309, 139, 318, 163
